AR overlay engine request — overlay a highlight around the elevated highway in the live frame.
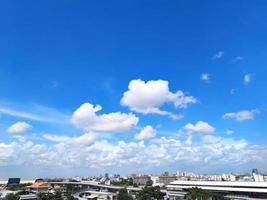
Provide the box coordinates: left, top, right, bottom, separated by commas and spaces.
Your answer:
46, 181, 142, 192
46, 181, 167, 193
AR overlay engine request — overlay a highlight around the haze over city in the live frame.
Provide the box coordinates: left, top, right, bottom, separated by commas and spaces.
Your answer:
1, 0, 267, 179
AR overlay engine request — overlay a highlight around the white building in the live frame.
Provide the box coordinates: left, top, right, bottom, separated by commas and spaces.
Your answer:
222, 173, 237, 181
167, 180, 267, 199
151, 176, 177, 186
253, 172, 265, 182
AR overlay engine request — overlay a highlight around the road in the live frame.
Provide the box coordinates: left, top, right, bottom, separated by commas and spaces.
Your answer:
46, 181, 166, 193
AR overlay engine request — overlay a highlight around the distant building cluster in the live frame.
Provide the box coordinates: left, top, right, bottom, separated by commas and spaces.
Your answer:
69, 168, 267, 186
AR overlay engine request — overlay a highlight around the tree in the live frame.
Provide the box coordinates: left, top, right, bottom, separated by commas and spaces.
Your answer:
111, 178, 134, 186
4, 194, 19, 200
6, 184, 31, 191
137, 186, 164, 200
37, 192, 55, 200
16, 190, 29, 195
185, 188, 229, 200
66, 195, 78, 200
117, 188, 133, 200
128, 178, 133, 186
186, 188, 211, 200
37, 191, 77, 200
53, 191, 63, 200
66, 184, 75, 195
145, 179, 153, 187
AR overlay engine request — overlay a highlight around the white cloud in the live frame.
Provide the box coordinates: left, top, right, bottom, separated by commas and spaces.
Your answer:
7, 122, 32, 134
184, 135, 192, 146
201, 73, 210, 81
135, 126, 157, 140
0, 104, 69, 123
184, 121, 215, 134
223, 109, 260, 122
226, 129, 234, 135
202, 135, 221, 144
71, 102, 138, 133
233, 56, 243, 63
0, 107, 48, 122
244, 74, 251, 84
43, 132, 96, 146
212, 51, 224, 59
230, 88, 237, 95
121, 79, 197, 119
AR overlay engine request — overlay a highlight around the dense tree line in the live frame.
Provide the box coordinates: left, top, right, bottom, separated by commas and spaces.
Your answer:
117, 188, 133, 200
185, 188, 230, 200
37, 191, 78, 200
0, 191, 78, 200
117, 186, 230, 200
6, 184, 32, 191
111, 178, 135, 187
117, 186, 164, 200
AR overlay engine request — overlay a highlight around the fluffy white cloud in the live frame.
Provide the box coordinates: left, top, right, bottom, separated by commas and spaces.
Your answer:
201, 73, 210, 81
202, 135, 221, 144
71, 103, 138, 133
244, 74, 251, 84
135, 126, 157, 140
7, 122, 32, 134
121, 79, 196, 119
184, 121, 215, 134
212, 51, 224, 59
223, 109, 259, 122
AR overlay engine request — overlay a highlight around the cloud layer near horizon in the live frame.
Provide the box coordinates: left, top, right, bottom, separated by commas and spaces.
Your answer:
0, 133, 266, 175
0, 79, 266, 177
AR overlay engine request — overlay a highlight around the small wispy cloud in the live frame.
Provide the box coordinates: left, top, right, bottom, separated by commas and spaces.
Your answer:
226, 129, 234, 135
212, 51, 224, 60
244, 74, 251, 85
0, 103, 70, 123
223, 109, 260, 122
200, 73, 210, 82
0, 107, 48, 122
233, 56, 244, 63
52, 80, 59, 88
230, 88, 237, 95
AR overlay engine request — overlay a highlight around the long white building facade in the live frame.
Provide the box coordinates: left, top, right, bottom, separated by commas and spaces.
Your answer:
167, 181, 267, 199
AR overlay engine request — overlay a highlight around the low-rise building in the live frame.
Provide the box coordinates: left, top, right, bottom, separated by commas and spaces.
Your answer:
167, 180, 267, 199
253, 169, 265, 182
222, 173, 236, 181
132, 176, 150, 185
80, 190, 116, 200
151, 176, 177, 186
27, 182, 49, 193
207, 175, 222, 181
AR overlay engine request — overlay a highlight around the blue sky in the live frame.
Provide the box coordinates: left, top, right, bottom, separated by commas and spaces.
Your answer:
0, 0, 267, 178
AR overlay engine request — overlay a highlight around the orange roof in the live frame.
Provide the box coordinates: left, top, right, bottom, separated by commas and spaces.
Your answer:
28, 182, 49, 189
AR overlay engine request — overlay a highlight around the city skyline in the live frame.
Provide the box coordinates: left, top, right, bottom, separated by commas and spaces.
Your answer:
1, 1, 267, 178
